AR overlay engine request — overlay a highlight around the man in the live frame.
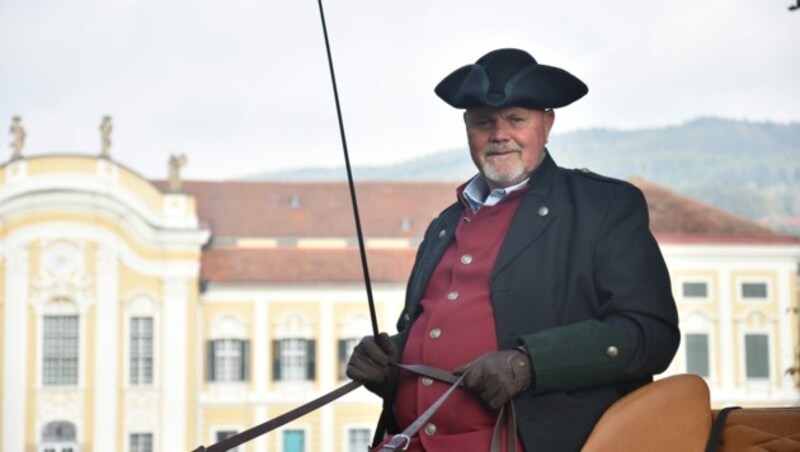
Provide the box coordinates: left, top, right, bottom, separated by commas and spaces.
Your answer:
347, 48, 680, 451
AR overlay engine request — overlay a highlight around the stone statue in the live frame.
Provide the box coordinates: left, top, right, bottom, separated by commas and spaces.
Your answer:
168, 154, 188, 192
9, 116, 25, 160
99, 115, 112, 157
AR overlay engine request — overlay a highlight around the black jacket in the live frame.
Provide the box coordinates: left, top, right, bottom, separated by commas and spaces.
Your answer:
384, 152, 680, 451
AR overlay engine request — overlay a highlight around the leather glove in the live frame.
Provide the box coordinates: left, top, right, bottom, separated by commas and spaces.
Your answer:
454, 349, 533, 410
346, 332, 399, 397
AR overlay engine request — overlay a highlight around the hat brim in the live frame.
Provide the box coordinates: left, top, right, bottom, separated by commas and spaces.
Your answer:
435, 62, 588, 109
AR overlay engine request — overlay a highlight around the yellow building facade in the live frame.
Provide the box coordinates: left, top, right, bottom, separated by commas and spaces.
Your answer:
0, 154, 798, 452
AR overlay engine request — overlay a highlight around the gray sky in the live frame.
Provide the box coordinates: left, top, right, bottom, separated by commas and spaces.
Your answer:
1, 0, 798, 180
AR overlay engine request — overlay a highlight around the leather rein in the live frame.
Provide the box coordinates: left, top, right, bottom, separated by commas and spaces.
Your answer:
192, 364, 463, 452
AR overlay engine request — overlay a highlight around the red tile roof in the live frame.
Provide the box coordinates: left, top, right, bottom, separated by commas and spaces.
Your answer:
629, 177, 799, 244
150, 178, 798, 284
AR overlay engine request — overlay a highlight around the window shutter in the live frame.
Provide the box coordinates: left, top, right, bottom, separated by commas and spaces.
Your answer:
306, 339, 316, 381
206, 340, 217, 382
241, 340, 250, 381
338, 339, 347, 380
272, 340, 281, 381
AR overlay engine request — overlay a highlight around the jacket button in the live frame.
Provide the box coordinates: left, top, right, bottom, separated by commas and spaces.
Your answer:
424, 423, 437, 436
460, 254, 473, 265
447, 291, 459, 301
429, 328, 442, 339
606, 346, 619, 358
422, 377, 433, 386
538, 206, 549, 216
438, 229, 446, 238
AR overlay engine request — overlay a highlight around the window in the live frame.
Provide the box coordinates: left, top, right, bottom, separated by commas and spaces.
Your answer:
347, 428, 371, 452
40, 421, 78, 452
744, 334, 770, 379
283, 430, 305, 452
207, 339, 249, 382
43, 315, 79, 386
682, 282, 708, 299
685, 333, 710, 377
741, 282, 768, 300
129, 433, 153, 452
273, 339, 315, 381
215, 430, 239, 452
130, 317, 153, 385
338, 338, 360, 379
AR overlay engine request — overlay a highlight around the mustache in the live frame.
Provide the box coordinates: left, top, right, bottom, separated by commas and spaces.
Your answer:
482, 143, 523, 155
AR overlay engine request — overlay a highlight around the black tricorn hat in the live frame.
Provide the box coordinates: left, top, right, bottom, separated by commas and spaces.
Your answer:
434, 48, 588, 109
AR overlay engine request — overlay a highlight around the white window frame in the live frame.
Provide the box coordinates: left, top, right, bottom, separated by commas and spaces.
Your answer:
207, 314, 249, 385
740, 330, 773, 382
39, 420, 80, 452
342, 424, 373, 452
211, 426, 242, 452
128, 432, 154, 452
123, 294, 161, 389
279, 338, 310, 381
684, 332, 711, 379
678, 278, 712, 303
129, 316, 154, 386
213, 339, 246, 382
736, 278, 771, 304
42, 314, 80, 387
280, 426, 310, 452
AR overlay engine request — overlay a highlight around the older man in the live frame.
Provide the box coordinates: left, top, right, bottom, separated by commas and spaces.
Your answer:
347, 48, 680, 451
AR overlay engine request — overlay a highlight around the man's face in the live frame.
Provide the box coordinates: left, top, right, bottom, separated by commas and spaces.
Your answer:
464, 106, 555, 189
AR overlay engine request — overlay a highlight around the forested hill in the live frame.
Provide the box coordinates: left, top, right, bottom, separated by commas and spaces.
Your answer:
248, 117, 800, 235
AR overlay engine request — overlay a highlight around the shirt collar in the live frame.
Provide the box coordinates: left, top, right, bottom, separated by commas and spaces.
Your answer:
463, 174, 530, 212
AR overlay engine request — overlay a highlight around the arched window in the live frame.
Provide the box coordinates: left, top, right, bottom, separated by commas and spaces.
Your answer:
273, 314, 315, 382
40, 420, 78, 452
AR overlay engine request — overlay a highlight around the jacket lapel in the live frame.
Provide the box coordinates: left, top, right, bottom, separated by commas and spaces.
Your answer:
492, 153, 559, 279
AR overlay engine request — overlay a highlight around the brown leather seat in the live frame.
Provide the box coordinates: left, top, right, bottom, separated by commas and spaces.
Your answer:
582, 374, 712, 452
710, 407, 800, 451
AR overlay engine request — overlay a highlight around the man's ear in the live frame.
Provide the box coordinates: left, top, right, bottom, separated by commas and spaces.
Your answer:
543, 109, 556, 140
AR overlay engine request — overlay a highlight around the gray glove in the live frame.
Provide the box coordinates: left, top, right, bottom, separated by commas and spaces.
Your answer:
454, 349, 533, 409
345, 332, 399, 397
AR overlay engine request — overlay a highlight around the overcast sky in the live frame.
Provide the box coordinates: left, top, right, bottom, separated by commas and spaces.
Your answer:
1, 0, 798, 180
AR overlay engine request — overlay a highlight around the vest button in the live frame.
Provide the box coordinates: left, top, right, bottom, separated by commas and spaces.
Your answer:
538, 206, 549, 217
429, 328, 442, 339
447, 291, 459, 301
424, 423, 437, 436
460, 254, 473, 265
606, 346, 619, 358
422, 377, 433, 386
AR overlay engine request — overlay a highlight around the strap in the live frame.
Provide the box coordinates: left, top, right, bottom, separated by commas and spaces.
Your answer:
192, 380, 362, 452
379, 374, 466, 451
704, 406, 741, 452
490, 402, 518, 452
394, 362, 461, 385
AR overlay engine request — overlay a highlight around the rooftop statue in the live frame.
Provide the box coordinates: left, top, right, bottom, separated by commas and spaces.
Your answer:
9, 116, 25, 160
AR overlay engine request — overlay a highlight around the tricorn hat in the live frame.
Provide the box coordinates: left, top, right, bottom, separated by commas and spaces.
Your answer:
434, 48, 588, 109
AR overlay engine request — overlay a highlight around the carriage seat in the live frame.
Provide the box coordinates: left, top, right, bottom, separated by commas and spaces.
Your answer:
581, 374, 800, 452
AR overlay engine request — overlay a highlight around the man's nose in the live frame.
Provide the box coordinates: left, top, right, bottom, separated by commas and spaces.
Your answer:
489, 121, 512, 141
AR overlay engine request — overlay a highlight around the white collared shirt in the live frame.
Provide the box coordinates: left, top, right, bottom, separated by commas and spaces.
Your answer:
463, 174, 529, 212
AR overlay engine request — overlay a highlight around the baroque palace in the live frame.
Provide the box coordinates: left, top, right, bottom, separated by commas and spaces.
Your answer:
1, 122, 799, 452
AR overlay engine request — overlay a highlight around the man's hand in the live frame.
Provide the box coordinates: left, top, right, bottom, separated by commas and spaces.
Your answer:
346, 332, 399, 396
454, 349, 533, 409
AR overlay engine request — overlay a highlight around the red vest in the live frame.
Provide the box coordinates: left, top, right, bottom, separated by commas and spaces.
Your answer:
383, 187, 527, 451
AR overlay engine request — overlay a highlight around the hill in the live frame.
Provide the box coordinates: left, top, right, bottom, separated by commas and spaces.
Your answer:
247, 117, 800, 235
